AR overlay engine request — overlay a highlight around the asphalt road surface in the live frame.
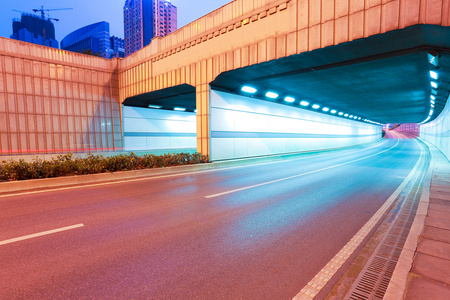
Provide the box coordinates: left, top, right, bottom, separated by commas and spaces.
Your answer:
0, 135, 423, 299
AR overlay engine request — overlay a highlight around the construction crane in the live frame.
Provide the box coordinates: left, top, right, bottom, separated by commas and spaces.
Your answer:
32, 6, 73, 22
12, 6, 73, 47
13, 6, 72, 22
12, 9, 29, 15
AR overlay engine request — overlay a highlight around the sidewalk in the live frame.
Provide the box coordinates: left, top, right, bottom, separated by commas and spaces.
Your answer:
403, 148, 450, 299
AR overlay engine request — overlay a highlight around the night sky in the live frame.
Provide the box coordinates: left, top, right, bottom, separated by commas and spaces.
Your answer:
0, 0, 231, 43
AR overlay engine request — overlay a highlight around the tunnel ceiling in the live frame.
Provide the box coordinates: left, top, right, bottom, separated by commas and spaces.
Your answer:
211, 25, 450, 124
123, 84, 196, 112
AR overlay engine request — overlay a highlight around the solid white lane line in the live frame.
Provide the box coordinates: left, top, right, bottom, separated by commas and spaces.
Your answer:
205, 140, 399, 198
0, 140, 390, 199
293, 139, 424, 300
0, 224, 84, 246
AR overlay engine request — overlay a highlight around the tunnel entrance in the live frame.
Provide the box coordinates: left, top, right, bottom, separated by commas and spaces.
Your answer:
207, 25, 450, 160
211, 25, 450, 125
122, 84, 197, 152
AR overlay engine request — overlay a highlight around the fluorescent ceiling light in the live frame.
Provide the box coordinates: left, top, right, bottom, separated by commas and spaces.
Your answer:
431, 104, 435, 108
430, 95, 436, 100
194, 109, 197, 113
349, 115, 354, 118
338, 112, 344, 116
174, 107, 186, 111
344, 113, 349, 117
421, 116, 431, 124
241, 86, 257, 93
284, 96, 295, 103
300, 101, 309, 106
431, 100, 435, 104
428, 51, 439, 67
322, 107, 330, 112
312, 104, 320, 109
148, 105, 162, 109
430, 70, 439, 80
330, 109, 337, 114
431, 81, 438, 89
266, 92, 279, 99
431, 89, 438, 95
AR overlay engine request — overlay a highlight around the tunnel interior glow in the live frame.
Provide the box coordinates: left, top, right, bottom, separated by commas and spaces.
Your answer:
209, 90, 381, 161
122, 84, 197, 152
122, 106, 196, 152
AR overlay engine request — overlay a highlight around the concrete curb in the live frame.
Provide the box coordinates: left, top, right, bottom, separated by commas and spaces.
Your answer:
0, 152, 311, 194
0, 143, 382, 195
0, 154, 277, 194
0, 163, 215, 194
383, 139, 436, 300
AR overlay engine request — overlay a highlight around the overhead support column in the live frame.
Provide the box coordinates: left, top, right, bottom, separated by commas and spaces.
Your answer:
195, 57, 215, 159
196, 83, 210, 159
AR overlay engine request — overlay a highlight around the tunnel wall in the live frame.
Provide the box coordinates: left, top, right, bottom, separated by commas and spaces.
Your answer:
420, 97, 450, 161
122, 106, 196, 151
209, 90, 382, 161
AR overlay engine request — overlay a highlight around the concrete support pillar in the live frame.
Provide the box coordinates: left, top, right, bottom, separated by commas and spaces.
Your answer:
196, 83, 210, 158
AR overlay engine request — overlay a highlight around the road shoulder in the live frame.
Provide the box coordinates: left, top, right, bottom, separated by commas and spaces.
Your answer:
385, 141, 450, 300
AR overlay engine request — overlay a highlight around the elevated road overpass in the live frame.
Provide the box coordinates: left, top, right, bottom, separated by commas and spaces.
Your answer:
0, 0, 449, 161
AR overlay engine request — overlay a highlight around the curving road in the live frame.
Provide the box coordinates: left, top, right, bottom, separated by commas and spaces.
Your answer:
0, 136, 424, 299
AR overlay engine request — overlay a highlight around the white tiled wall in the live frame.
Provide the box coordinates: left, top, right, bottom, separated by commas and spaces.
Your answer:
210, 90, 382, 161
123, 106, 196, 151
420, 96, 450, 160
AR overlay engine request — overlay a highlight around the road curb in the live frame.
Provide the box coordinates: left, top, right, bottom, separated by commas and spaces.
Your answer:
0, 141, 386, 195
0, 148, 349, 194
0, 163, 219, 194
0, 152, 314, 194
383, 139, 436, 300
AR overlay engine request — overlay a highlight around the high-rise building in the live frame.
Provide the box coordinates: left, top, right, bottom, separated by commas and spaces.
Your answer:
61, 22, 112, 58
153, 0, 177, 37
11, 13, 59, 48
124, 0, 177, 56
110, 36, 125, 58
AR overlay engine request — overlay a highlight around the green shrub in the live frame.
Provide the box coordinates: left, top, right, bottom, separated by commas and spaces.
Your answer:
0, 152, 209, 182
